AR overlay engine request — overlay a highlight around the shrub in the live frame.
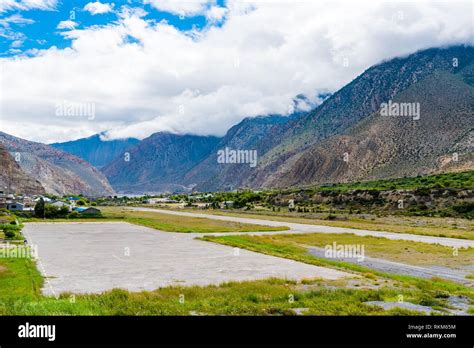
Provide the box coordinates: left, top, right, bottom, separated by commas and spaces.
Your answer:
67, 211, 80, 219
414, 187, 431, 196
0, 208, 11, 215
4, 229, 15, 238
4, 230, 15, 238
43, 205, 69, 218
452, 202, 474, 214
1, 224, 21, 238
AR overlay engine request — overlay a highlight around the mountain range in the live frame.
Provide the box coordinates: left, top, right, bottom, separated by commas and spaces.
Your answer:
50, 133, 139, 169
246, 45, 474, 188
0, 132, 115, 197
2, 45, 473, 195
101, 132, 220, 193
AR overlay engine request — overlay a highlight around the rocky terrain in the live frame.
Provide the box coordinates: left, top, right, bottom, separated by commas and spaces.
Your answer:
263, 69, 474, 187
0, 132, 115, 197
102, 132, 220, 193
0, 143, 45, 195
245, 45, 474, 190
184, 115, 292, 191
268, 188, 473, 216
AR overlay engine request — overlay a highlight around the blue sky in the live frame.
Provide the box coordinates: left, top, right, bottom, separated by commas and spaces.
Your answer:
0, 0, 226, 56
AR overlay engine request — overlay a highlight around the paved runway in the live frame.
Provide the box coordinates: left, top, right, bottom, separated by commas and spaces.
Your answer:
22, 222, 351, 296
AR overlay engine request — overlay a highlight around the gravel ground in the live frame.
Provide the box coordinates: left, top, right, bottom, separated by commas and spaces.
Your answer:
22, 222, 351, 296
307, 247, 473, 285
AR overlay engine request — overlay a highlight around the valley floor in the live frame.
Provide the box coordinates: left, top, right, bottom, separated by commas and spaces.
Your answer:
129, 207, 474, 248
0, 206, 472, 315
21, 222, 349, 295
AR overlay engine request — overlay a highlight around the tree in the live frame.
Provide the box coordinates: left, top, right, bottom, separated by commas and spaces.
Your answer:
34, 198, 45, 218
44, 205, 69, 218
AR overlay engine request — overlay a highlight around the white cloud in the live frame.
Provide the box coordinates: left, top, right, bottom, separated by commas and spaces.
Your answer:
144, 0, 214, 17
10, 40, 23, 47
206, 6, 227, 22
56, 20, 78, 30
1, 0, 473, 143
84, 1, 115, 15
0, 0, 57, 13
0, 14, 33, 44
0, 14, 35, 27
7, 48, 22, 54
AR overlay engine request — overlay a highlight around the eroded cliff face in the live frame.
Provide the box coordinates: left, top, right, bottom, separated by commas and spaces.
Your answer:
0, 143, 45, 195
0, 132, 115, 197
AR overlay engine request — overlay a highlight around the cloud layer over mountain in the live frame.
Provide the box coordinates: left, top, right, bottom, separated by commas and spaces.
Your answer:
1, 0, 472, 143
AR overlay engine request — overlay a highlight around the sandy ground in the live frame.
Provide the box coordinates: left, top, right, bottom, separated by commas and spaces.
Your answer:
130, 207, 474, 249
22, 222, 351, 296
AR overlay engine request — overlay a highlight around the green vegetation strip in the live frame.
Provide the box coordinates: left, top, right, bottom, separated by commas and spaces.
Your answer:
194, 210, 474, 240
0, 257, 469, 316
21, 207, 288, 233
202, 233, 474, 268
199, 235, 474, 301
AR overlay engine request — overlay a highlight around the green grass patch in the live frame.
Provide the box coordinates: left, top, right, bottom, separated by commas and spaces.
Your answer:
220, 233, 474, 269
21, 207, 288, 233
0, 257, 464, 315
199, 235, 474, 299
194, 210, 474, 240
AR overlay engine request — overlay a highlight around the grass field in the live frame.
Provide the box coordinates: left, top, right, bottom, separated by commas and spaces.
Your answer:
201, 233, 474, 269
199, 234, 474, 300
180, 209, 474, 240
0, 256, 471, 315
22, 207, 288, 233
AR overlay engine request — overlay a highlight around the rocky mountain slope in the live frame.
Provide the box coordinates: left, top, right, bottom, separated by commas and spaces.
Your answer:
264, 68, 474, 187
101, 132, 220, 193
44, 45, 474, 194
0, 143, 45, 195
184, 115, 293, 191
243, 45, 474, 189
0, 132, 116, 196
51, 133, 139, 169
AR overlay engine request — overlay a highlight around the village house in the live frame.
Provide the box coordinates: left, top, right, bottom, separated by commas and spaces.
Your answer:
6, 202, 26, 211
220, 201, 234, 209
193, 202, 211, 209
73, 207, 101, 215
50, 201, 72, 211
145, 197, 178, 204
34, 196, 52, 203
67, 197, 80, 207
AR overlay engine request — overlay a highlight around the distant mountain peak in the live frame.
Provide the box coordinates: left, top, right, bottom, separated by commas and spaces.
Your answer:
51, 133, 139, 169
